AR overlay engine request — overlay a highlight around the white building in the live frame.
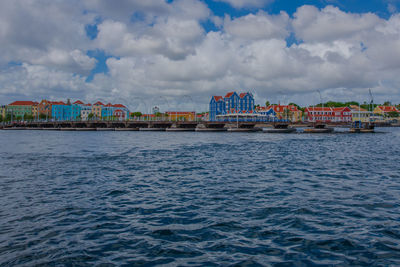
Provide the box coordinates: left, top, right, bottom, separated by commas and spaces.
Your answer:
80, 104, 92, 121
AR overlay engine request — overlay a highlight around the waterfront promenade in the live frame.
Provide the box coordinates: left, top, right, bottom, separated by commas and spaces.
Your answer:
0, 120, 395, 131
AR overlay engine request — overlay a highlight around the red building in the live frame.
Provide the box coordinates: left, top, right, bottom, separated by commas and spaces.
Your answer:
304, 107, 335, 122
332, 107, 352, 122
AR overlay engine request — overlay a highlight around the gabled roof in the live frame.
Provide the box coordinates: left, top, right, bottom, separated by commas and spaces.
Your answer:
225, 92, 235, 98
268, 105, 300, 113
73, 100, 84, 105
377, 106, 399, 112
93, 101, 104, 106
239, 93, 247, 98
305, 107, 333, 112
213, 96, 223, 101
349, 105, 367, 111
113, 104, 126, 108
8, 101, 37, 106
332, 107, 351, 112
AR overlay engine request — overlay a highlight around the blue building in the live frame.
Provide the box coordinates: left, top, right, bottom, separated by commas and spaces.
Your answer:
209, 96, 225, 121
51, 100, 83, 121
209, 91, 255, 121
101, 103, 130, 120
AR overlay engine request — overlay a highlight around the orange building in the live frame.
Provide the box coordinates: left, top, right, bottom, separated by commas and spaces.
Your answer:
166, 111, 196, 121
267, 104, 302, 122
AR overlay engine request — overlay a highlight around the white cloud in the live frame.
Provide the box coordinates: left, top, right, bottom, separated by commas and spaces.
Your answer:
215, 0, 273, 9
224, 11, 290, 40
1, 1, 400, 108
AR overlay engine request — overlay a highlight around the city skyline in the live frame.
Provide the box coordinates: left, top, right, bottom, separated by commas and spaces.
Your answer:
1, 0, 400, 109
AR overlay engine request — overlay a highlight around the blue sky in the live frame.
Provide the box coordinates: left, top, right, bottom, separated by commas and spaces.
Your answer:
1, 0, 400, 109
87, 0, 400, 83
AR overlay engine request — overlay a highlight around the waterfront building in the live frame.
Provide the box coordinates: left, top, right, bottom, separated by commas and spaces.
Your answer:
238, 93, 255, 112
92, 101, 104, 119
255, 106, 277, 121
332, 107, 352, 122
304, 107, 335, 122
80, 104, 92, 121
373, 106, 399, 116
350, 106, 372, 123
267, 105, 302, 122
209, 91, 254, 121
32, 102, 39, 119
224, 92, 240, 114
209, 96, 225, 121
6, 101, 37, 119
0, 105, 7, 119
101, 103, 130, 120
51, 101, 68, 121
37, 100, 58, 118
166, 111, 196, 121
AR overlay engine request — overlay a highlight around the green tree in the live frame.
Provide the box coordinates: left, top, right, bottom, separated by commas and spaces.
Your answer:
383, 101, 391, 106
39, 114, 47, 120
88, 113, 94, 120
131, 112, 142, 117
265, 101, 270, 107
388, 111, 399, 118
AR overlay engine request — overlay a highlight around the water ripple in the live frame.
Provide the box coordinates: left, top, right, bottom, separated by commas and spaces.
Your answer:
1, 129, 400, 265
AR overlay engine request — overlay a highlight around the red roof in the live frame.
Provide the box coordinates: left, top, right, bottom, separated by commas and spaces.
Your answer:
378, 106, 399, 112
225, 92, 234, 98
8, 101, 37, 106
305, 107, 333, 112
268, 105, 300, 113
93, 101, 104, 106
213, 96, 223, 101
239, 92, 252, 98
73, 100, 84, 105
113, 104, 126, 108
333, 107, 351, 112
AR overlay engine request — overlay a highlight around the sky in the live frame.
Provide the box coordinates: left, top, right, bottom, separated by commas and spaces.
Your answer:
0, 0, 400, 112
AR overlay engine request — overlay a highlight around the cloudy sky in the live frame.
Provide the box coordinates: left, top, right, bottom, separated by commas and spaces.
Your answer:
1, 0, 400, 111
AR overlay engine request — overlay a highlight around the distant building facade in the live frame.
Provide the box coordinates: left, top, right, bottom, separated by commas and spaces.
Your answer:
373, 106, 399, 116
209, 91, 255, 121
166, 111, 196, 121
6, 101, 37, 118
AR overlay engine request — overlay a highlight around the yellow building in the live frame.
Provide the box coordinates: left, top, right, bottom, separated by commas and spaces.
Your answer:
350, 105, 371, 123
92, 101, 104, 119
0, 105, 6, 119
373, 105, 399, 116
31, 102, 39, 119
166, 111, 196, 121
268, 105, 303, 122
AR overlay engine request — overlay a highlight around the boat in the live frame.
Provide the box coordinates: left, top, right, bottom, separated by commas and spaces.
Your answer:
263, 123, 296, 133
304, 124, 334, 133
349, 121, 375, 133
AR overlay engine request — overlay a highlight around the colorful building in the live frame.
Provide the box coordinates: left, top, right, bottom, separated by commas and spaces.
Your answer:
101, 103, 130, 120
0, 105, 6, 119
80, 104, 92, 121
38, 100, 56, 118
350, 105, 372, 123
51, 100, 82, 121
267, 105, 303, 122
209, 96, 225, 121
209, 91, 254, 121
92, 101, 104, 119
6, 101, 37, 119
304, 107, 335, 122
166, 111, 196, 121
373, 106, 399, 116
332, 107, 352, 122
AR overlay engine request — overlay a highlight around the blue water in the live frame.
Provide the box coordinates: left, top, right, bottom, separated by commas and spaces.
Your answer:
1, 129, 400, 266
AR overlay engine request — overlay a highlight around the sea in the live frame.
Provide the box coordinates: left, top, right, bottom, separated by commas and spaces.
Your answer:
1, 128, 400, 266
